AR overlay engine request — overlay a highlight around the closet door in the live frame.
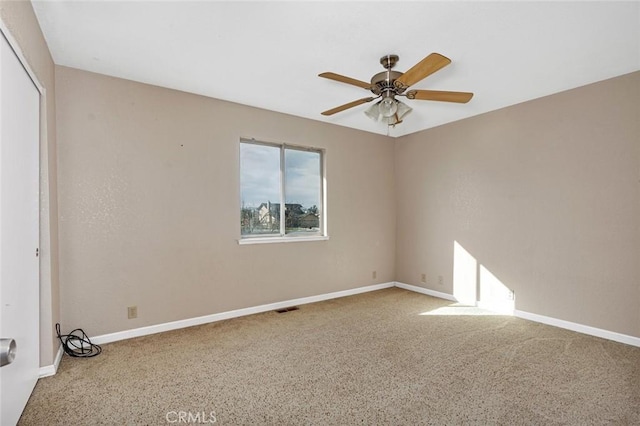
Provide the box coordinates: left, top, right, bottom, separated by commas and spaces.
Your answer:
0, 30, 41, 426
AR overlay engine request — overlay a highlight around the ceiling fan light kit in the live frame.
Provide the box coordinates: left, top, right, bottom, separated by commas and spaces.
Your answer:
319, 53, 473, 127
364, 98, 412, 126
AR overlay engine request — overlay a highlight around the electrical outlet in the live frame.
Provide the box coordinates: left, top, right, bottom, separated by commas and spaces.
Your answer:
438, 275, 444, 286
128, 306, 137, 319
372, 270, 377, 279
421, 273, 426, 283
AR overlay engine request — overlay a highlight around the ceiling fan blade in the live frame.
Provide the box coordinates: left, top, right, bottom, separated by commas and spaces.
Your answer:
321, 97, 375, 116
394, 53, 451, 90
406, 90, 474, 103
319, 72, 371, 89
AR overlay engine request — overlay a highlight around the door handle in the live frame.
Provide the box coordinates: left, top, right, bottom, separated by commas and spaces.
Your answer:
0, 338, 17, 367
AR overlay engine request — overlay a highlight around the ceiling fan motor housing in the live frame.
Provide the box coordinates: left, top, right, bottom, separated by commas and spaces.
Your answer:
371, 55, 406, 96
371, 70, 404, 96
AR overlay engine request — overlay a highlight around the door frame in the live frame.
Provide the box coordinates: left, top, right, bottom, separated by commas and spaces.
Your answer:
0, 21, 44, 95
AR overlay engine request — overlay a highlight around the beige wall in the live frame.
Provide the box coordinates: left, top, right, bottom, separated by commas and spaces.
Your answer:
55, 66, 396, 336
0, 0, 60, 366
55, 64, 638, 340
396, 71, 640, 337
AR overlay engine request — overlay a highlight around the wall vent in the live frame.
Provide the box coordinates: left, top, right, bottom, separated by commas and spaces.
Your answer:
275, 306, 300, 313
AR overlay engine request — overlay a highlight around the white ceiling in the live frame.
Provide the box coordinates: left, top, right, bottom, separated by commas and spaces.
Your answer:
32, 1, 640, 137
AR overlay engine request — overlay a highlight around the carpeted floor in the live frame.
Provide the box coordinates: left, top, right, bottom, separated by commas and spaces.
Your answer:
19, 288, 640, 425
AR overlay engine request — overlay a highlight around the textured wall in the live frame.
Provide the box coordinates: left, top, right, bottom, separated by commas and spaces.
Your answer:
56, 66, 638, 340
395, 71, 640, 337
55, 66, 396, 336
0, 0, 60, 367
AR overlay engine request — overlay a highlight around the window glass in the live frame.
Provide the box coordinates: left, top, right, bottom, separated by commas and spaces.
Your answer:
240, 140, 323, 239
285, 149, 321, 235
240, 143, 280, 236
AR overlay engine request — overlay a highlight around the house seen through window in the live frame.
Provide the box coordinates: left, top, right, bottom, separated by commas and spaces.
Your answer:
240, 139, 323, 239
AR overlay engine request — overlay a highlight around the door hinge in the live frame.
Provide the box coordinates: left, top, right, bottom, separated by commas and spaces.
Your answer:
35, 248, 39, 257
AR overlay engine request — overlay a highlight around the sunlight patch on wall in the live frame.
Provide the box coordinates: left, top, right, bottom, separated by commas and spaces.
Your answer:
453, 241, 477, 305
478, 265, 515, 314
447, 240, 515, 315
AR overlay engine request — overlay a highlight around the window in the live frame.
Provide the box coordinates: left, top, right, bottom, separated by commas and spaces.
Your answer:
240, 139, 325, 242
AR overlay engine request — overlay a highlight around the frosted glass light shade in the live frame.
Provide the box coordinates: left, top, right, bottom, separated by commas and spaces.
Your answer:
365, 99, 412, 126
394, 100, 412, 121
378, 97, 398, 118
364, 101, 382, 121
384, 100, 412, 126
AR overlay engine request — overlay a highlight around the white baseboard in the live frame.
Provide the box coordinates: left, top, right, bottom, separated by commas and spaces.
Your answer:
93, 282, 395, 345
72, 279, 640, 353
394, 281, 458, 302
515, 310, 640, 348
39, 281, 640, 378
39, 344, 63, 378
394, 282, 640, 348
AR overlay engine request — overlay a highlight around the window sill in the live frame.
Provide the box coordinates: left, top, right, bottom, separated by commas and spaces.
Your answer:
238, 235, 330, 245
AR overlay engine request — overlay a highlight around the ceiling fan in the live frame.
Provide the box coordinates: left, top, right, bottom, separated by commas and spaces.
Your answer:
319, 53, 473, 126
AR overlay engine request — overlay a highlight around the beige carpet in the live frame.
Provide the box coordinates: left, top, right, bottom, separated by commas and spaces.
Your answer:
20, 288, 640, 425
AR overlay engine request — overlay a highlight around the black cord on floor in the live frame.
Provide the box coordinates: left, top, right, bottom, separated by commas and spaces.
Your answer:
56, 323, 102, 358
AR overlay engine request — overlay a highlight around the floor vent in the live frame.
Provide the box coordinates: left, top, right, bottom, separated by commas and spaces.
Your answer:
275, 306, 300, 313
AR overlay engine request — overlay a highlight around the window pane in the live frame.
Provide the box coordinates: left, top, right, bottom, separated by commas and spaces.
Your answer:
240, 143, 281, 236
284, 149, 321, 235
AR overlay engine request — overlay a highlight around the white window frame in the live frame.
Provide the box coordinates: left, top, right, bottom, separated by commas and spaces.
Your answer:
238, 138, 328, 245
